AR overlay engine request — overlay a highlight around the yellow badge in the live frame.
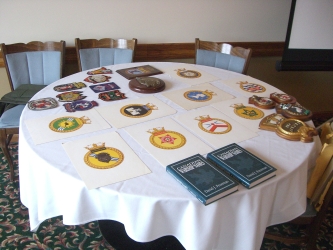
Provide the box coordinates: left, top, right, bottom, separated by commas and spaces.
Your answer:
84, 142, 124, 169
49, 116, 91, 133
195, 115, 232, 134
176, 68, 202, 78
147, 127, 186, 149
231, 103, 264, 120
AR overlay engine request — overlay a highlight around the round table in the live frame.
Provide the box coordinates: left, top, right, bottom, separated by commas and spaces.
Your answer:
19, 62, 321, 250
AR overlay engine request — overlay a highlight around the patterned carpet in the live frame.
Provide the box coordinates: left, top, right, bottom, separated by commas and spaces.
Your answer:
1, 112, 333, 249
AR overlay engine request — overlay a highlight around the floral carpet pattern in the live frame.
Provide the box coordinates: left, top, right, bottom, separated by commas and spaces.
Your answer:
0, 144, 114, 250
1, 112, 333, 250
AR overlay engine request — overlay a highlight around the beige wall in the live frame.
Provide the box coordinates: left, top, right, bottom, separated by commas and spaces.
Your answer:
0, 0, 291, 45
0, 0, 292, 97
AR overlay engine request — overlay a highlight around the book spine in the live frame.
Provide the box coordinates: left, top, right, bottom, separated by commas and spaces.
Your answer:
207, 157, 250, 188
166, 167, 207, 205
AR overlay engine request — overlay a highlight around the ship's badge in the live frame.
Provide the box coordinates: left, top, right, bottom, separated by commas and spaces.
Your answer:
259, 113, 286, 131
84, 142, 124, 169
120, 103, 158, 118
53, 82, 86, 92
275, 103, 312, 121
147, 127, 186, 149
270, 92, 296, 104
248, 95, 275, 109
231, 103, 264, 120
176, 68, 201, 78
195, 115, 232, 134
237, 81, 266, 93
49, 116, 91, 133
63, 100, 98, 112
84, 75, 111, 83
56, 91, 86, 102
184, 89, 215, 102
87, 67, 112, 75
98, 90, 126, 101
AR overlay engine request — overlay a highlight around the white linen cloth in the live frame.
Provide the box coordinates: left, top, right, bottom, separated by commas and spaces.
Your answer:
19, 62, 321, 250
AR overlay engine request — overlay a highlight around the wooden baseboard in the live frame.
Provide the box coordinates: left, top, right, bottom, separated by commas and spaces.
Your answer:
0, 41, 284, 67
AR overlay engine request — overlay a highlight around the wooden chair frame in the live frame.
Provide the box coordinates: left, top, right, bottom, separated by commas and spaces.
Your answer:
195, 38, 252, 74
1, 41, 65, 91
75, 38, 137, 71
0, 41, 65, 181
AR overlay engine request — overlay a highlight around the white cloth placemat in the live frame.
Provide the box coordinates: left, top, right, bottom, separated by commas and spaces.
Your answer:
211, 97, 276, 132
95, 96, 177, 128
25, 109, 111, 145
124, 117, 213, 167
162, 82, 234, 110
62, 131, 151, 189
173, 106, 258, 149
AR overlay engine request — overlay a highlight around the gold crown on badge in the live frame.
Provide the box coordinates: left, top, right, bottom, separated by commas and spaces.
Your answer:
145, 103, 158, 110
230, 103, 246, 109
85, 142, 106, 152
147, 127, 166, 135
195, 115, 212, 122
79, 116, 91, 124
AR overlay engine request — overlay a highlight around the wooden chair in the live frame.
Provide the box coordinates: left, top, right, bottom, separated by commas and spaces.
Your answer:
0, 40, 65, 181
75, 38, 137, 71
264, 121, 333, 249
195, 38, 252, 74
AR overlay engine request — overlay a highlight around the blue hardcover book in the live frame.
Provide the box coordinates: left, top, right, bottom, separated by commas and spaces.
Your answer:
166, 154, 238, 205
207, 143, 276, 188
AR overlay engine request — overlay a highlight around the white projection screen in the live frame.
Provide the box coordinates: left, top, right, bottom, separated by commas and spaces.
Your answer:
277, 0, 333, 71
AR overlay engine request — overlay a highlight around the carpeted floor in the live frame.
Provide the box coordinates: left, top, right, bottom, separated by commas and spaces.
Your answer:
1, 113, 333, 250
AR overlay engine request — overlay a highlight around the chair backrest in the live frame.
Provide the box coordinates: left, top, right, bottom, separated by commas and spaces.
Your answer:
195, 38, 252, 74
0, 41, 65, 91
75, 38, 137, 71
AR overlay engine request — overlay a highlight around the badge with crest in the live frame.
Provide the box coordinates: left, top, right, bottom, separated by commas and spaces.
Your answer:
147, 127, 186, 149
87, 67, 112, 75
84, 142, 124, 169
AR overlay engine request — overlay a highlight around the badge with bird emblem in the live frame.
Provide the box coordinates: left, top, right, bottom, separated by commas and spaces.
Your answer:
184, 90, 216, 102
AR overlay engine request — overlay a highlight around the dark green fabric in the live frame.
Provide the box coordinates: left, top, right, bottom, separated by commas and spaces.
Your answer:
0, 84, 46, 105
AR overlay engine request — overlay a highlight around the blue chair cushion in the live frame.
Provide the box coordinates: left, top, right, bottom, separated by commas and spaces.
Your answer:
0, 105, 25, 128
196, 49, 246, 74
79, 48, 133, 71
6, 51, 62, 90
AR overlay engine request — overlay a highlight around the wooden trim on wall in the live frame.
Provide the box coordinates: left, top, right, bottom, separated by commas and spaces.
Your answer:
0, 42, 284, 67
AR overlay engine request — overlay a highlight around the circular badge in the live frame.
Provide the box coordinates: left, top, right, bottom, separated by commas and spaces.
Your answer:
49, 116, 90, 132
237, 81, 266, 93
120, 103, 157, 118
231, 103, 264, 120
177, 69, 201, 78
84, 146, 124, 169
148, 128, 186, 149
184, 90, 214, 102
197, 116, 232, 134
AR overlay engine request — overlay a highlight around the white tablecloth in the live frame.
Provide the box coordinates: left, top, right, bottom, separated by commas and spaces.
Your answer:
19, 62, 321, 250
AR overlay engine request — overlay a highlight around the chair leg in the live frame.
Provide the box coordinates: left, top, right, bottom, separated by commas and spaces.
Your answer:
0, 129, 15, 181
